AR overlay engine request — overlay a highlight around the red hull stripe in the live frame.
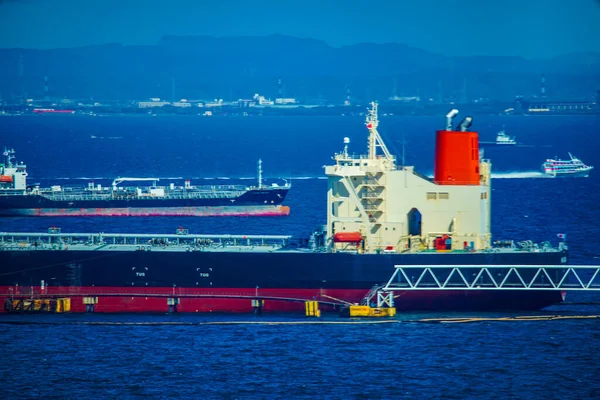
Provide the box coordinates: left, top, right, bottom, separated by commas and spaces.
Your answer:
0, 286, 564, 313
1, 286, 363, 313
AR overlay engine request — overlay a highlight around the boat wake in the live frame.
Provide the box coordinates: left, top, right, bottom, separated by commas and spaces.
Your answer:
491, 171, 549, 179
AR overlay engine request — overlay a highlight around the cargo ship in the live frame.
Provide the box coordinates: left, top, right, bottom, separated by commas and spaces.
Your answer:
0, 104, 568, 313
0, 151, 290, 217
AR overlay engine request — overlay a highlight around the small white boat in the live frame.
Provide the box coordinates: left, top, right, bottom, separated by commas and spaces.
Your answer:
480, 127, 517, 146
542, 153, 593, 178
495, 129, 517, 145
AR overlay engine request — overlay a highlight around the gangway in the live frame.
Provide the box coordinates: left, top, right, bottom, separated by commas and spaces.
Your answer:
359, 264, 600, 311
382, 265, 600, 291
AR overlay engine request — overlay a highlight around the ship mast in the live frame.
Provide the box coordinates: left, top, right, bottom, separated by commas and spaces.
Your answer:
366, 102, 393, 162
257, 159, 263, 188
3, 147, 15, 168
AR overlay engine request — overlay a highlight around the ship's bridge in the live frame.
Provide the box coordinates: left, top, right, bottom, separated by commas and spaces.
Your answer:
0, 148, 27, 192
327, 103, 397, 177
327, 153, 397, 177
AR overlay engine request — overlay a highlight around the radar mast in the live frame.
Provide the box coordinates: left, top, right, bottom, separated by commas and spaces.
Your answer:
366, 102, 394, 164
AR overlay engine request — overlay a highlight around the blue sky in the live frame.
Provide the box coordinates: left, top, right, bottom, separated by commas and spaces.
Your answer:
1, 0, 599, 58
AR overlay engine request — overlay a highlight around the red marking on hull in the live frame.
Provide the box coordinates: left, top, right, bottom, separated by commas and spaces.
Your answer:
6, 206, 291, 217
1, 286, 358, 313
0, 286, 564, 313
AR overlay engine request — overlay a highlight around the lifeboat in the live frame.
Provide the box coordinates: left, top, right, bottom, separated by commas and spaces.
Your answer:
0, 175, 13, 183
333, 232, 363, 243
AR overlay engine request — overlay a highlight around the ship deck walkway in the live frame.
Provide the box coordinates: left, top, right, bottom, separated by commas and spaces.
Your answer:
0, 231, 293, 252
383, 265, 600, 291
33, 189, 246, 202
357, 264, 600, 310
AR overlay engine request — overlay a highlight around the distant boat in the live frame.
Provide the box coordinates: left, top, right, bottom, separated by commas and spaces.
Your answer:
495, 129, 517, 145
542, 153, 593, 178
0, 148, 291, 217
480, 127, 517, 146
32, 108, 75, 114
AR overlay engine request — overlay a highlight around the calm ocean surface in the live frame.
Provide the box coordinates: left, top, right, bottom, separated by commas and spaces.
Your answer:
0, 113, 599, 398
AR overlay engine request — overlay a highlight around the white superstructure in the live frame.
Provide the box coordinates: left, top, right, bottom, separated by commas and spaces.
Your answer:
0, 148, 27, 192
325, 103, 492, 254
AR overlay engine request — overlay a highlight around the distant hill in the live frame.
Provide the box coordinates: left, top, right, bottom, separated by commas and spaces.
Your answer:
0, 34, 598, 103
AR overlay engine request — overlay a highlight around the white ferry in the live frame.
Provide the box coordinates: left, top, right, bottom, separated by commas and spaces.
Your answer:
542, 153, 593, 178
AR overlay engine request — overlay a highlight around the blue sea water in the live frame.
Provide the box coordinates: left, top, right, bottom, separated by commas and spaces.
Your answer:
0, 113, 599, 398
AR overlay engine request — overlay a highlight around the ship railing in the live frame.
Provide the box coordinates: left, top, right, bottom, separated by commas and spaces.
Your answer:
381, 265, 600, 291
0, 232, 293, 250
39, 194, 114, 201
0, 190, 27, 196
39, 184, 255, 195
361, 179, 381, 186
360, 284, 385, 306
335, 153, 397, 161
363, 204, 382, 212
35, 190, 247, 201
361, 192, 384, 198
161, 190, 246, 199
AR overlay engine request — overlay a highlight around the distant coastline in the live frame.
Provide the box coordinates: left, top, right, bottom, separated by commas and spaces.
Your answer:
1, 102, 598, 117
1, 35, 599, 108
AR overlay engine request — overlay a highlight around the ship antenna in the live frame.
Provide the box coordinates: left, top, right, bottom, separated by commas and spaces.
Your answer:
257, 159, 263, 188
401, 134, 406, 167
3, 147, 14, 168
366, 102, 393, 162
343, 137, 350, 158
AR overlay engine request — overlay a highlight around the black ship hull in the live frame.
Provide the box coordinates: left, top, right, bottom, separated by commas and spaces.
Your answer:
0, 248, 566, 313
0, 188, 290, 216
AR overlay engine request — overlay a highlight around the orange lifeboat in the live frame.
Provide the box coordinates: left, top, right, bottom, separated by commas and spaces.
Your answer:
0, 175, 13, 183
333, 232, 363, 243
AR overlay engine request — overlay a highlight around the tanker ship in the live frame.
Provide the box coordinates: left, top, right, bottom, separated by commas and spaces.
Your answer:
0, 151, 290, 217
0, 104, 568, 313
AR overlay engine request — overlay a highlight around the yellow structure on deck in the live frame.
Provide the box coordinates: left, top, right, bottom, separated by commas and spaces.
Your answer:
7, 297, 71, 313
345, 305, 396, 318
305, 301, 321, 317
56, 298, 71, 313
